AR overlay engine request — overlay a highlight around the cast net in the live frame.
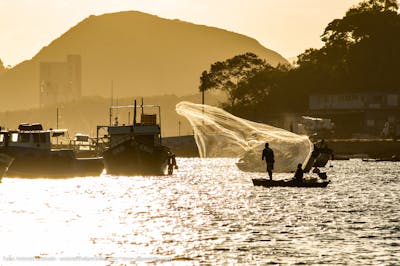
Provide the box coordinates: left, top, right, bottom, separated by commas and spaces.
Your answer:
176, 101, 313, 173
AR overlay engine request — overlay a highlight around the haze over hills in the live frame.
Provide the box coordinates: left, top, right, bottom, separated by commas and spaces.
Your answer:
0, 93, 222, 138
0, 10, 287, 111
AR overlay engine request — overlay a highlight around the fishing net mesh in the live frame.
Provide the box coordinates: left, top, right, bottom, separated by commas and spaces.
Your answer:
176, 101, 313, 173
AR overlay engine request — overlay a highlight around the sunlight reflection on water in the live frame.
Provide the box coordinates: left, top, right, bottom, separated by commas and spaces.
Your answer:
0, 158, 399, 265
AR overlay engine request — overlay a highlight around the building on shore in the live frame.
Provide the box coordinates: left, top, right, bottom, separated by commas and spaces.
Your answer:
308, 92, 400, 138
39, 55, 81, 107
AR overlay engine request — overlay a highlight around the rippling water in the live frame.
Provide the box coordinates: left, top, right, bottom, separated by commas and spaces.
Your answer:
0, 158, 399, 265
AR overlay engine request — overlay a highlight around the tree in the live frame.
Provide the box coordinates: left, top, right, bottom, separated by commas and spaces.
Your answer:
0, 58, 5, 75
322, 0, 399, 47
197, 0, 400, 121
199, 53, 267, 109
228, 64, 291, 117
296, 0, 400, 93
0, 58, 12, 75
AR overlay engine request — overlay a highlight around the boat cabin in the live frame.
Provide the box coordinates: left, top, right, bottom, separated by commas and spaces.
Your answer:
0, 123, 67, 151
105, 124, 161, 148
96, 102, 163, 148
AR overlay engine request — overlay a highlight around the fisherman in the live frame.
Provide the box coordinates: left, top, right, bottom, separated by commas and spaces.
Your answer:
168, 154, 178, 175
294, 163, 304, 182
261, 142, 274, 180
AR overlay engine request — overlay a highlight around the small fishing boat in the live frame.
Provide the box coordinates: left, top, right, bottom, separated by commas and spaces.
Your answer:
362, 155, 400, 162
252, 141, 331, 188
0, 123, 104, 178
252, 178, 330, 188
96, 100, 176, 176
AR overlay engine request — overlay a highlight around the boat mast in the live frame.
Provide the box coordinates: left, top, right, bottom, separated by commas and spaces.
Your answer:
109, 80, 114, 126
133, 100, 137, 126
158, 105, 162, 144
141, 98, 144, 116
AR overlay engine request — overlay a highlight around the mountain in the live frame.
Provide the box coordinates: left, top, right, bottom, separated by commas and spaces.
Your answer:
0, 11, 287, 111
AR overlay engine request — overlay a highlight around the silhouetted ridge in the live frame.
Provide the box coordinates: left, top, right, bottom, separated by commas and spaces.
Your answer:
0, 10, 287, 111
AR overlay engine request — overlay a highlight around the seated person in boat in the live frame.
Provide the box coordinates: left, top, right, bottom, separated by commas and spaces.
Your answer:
312, 167, 320, 174
294, 163, 303, 182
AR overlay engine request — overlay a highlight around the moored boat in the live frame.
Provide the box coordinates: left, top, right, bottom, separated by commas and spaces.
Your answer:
252, 178, 330, 188
96, 101, 176, 176
362, 155, 400, 162
0, 123, 104, 178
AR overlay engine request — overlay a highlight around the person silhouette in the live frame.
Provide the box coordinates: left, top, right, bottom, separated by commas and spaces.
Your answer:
261, 142, 274, 180
294, 163, 304, 182
168, 154, 177, 175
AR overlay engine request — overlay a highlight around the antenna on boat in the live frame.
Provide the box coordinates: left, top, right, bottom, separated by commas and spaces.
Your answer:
111, 80, 114, 106
141, 98, 144, 116
109, 80, 114, 126
133, 99, 137, 126
109, 107, 112, 126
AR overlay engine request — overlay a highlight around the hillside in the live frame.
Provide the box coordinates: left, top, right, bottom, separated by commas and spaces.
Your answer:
0, 11, 287, 111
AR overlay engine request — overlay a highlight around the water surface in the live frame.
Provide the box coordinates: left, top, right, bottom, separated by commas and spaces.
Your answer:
0, 158, 399, 265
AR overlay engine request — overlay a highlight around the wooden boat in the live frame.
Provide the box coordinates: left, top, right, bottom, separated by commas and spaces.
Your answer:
362, 155, 400, 162
96, 100, 176, 176
0, 124, 104, 178
252, 178, 330, 188
236, 139, 333, 173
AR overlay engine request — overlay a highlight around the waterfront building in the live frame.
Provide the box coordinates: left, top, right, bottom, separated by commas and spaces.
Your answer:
309, 93, 400, 137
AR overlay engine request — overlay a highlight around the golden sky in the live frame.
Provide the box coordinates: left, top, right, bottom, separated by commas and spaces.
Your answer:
0, 0, 363, 67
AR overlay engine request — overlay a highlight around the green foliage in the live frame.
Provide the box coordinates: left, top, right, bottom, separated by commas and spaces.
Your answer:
0, 59, 5, 75
225, 64, 291, 118
199, 53, 268, 109
299, 0, 400, 93
199, 0, 400, 119
0, 58, 12, 75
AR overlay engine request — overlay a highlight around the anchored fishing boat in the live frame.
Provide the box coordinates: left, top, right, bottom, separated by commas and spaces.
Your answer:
96, 100, 176, 176
0, 123, 104, 178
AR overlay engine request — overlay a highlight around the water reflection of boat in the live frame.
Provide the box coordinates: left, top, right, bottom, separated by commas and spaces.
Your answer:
0, 124, 104, 178
96, 101, 175, 176
252, 178, 330, 188
0, 153, 14, 181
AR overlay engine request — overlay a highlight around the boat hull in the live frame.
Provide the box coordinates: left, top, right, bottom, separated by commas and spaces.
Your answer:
252, 178, 330, 188
0, 153, 14, 180
102, 139, 171, 176
3, 149, 103, 178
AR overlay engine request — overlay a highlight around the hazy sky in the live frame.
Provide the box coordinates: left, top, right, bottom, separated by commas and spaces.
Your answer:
0, 0, 364, 67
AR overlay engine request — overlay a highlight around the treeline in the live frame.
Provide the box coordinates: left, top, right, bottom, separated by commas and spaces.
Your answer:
0, 59, 11, 75
199, 0, 400, 120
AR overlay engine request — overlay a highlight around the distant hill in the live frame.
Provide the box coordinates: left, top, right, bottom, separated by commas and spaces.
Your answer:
0, 11, 287, 111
